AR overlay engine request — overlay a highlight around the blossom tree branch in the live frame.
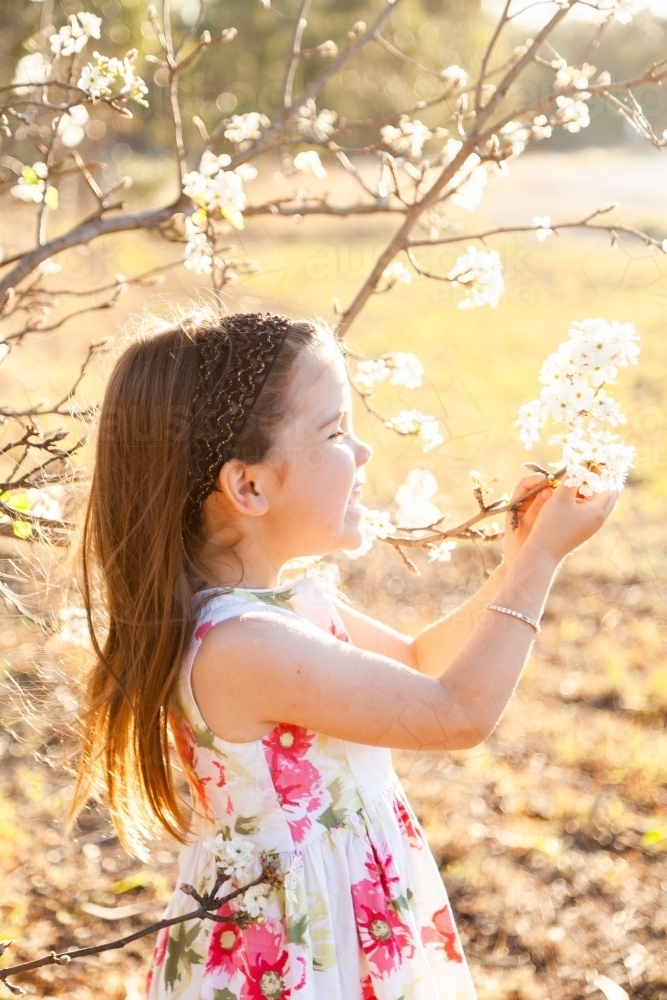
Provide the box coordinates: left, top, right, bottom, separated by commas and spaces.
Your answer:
0, 861, 280, 995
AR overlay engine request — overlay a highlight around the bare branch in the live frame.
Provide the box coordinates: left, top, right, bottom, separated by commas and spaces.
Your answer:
476, 0, 511, 110
282, 0, 312, 109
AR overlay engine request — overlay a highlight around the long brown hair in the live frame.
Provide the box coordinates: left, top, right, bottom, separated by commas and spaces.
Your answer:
70, 306, 330, 856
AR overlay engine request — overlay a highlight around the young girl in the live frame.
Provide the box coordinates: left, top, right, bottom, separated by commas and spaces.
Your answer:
73, 308, 617, 1000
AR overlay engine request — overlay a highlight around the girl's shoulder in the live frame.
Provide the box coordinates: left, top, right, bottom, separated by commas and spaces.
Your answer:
191, 572, 351, 644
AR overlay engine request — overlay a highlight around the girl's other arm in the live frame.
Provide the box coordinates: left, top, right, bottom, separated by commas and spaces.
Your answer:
192, 483, 616, 751
335, 474, 551, 677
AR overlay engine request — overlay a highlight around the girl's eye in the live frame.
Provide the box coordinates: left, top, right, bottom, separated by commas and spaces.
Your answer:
329, 429, 346, 440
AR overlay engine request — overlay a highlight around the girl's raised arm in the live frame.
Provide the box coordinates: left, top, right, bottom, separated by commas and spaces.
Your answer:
192, 484, 616, 751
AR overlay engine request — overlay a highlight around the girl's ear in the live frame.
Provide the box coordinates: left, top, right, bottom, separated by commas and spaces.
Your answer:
215, 459, 270, 517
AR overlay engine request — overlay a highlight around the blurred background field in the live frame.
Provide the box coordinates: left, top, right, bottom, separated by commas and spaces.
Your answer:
1, 142, 667, 999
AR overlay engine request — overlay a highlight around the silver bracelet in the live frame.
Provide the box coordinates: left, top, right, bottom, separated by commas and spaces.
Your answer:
485, 603, 541, 634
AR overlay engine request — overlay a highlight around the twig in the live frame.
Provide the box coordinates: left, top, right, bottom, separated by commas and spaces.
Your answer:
383, 470, 566, 555
282, 0, 312, 109
0, 870, 275, 994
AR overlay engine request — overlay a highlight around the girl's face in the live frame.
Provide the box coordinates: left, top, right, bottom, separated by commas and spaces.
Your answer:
266, 343, 372, 560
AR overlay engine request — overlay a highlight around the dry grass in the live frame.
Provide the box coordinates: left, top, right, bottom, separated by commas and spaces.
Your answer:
1, 148, 666, 998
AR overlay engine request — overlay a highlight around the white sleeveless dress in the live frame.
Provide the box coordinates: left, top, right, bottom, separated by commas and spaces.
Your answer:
145, 574, 477, 1000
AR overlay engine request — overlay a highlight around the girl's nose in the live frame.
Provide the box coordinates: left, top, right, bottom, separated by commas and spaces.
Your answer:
356, 439, 372, 465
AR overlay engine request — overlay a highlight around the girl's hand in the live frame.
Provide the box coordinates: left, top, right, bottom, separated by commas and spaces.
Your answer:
502, 474, 554, 567
525, 481, 618, 564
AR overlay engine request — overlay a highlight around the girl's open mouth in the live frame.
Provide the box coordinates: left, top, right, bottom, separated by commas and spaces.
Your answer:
347, 483, 362, 506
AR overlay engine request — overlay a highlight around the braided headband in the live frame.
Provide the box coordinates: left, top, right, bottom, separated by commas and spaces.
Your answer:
184, 313, 292, 529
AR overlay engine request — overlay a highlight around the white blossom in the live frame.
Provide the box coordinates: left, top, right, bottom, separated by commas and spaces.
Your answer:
427, 540, 457, 562
297, 99, 337, 140
12, 52, 51, 93
50, 12, 101, 56
448, 246, 505, 310
355, 352, 423, 391
533, 215, 554, 241
11, 162, 50, 204
59, 606, 90, 647
183, 218, 214, 274
386, 409, 443, 452
207, 835, 261, 884
516, 318, 639, 494
234, 163, 258, 182
440, 64, 468, 87
500, 120, 532, 157
241, 884, 270, 918
78, 52, 148, 106
381, 116, 432, 158
293, 150, 326, 178
596, 0, 639, 23
381, 261, 412, 286
183, 155, 246, 229
532, 115, 553, 141
553, 61, 595, 90
344, 506, 394, 559
57, 104, 89, 148
224, 112, 269, 144
555, 96, 591, 133
394, 469, 441, 528
38, 258, 62, 275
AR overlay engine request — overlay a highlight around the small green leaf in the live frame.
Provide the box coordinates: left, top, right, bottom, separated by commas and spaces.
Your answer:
234, 815, 259, 836
213, 990, 238, 1000
45, 186, 59, 211
287, 912, 309, 945
22, 166, 39, 184
12, 521, 32, 539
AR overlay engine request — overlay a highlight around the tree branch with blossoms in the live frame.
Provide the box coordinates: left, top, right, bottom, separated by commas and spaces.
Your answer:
0, 839, 281, 995
347, 318, 640, 572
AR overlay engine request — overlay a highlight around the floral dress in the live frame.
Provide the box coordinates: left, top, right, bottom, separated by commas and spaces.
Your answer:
146, 574, 477, 1000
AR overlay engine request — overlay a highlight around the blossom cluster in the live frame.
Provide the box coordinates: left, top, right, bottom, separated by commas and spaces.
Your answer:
205, 835, 269, 920
355, 352, 423, 391
11, 161, 58, 207
381, 117, 433, 159
183, 151, 248, 230
385, 409, 443, 452
448, 245, 505, 309
78, 51, 149, 106
224, 112, 269, 144
517, 318, 640, 494
297, 99, 337, 140
50, 12, 101, 56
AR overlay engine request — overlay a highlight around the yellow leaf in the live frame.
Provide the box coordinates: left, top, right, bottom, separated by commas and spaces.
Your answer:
12, 520, 32, 539
221, 206, 244, 230
191, 208, 208, 229
44, 186, 59, 211
111, 870, 154, 894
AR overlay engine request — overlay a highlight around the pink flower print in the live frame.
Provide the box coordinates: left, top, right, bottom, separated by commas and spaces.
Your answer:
211, 759, 227, 788
392, 794, 425, 850
145, 926, 169, 994
238, 920, 290, 1000
352, 890, 415, 978
271, 759, 325, 845
361, 975, 378, 1000
262, 725, 313, 769
206, 919, 246, 977
363, 837, 402, 902
421, 905, 464, 963
195, 619, 214, 642
329, 620, 349, 642
153, 926, 169, 968
168, 710, 213, 819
